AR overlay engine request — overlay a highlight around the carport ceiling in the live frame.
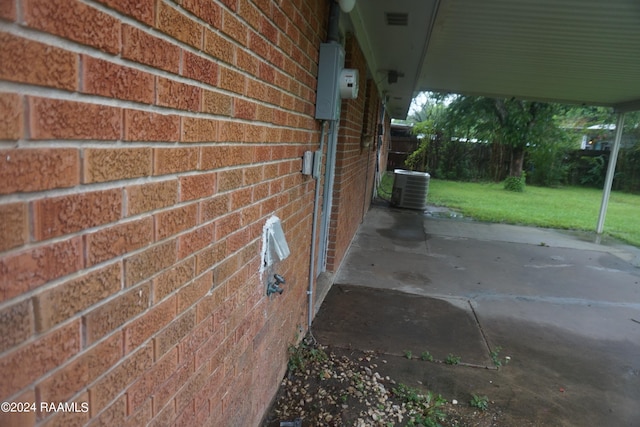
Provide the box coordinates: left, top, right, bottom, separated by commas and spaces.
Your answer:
347, 0, 640, 119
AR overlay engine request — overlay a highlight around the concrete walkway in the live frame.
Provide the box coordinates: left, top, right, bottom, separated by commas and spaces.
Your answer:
312, 204, 640, 426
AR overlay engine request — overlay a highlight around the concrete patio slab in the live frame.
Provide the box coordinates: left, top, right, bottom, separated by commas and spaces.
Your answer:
313, 204, 640, 426
314, 284, 493, 366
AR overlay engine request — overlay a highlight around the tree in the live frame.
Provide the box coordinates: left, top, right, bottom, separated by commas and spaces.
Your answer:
404, 93, 449, 174
557, 105, 614, 129
406, 92, 640, 191
444, 96, 558, 181
407, 92, 452, 125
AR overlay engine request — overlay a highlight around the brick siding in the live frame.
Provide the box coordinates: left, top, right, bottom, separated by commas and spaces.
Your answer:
0, 0, 389, 425
326, 33, 384, 272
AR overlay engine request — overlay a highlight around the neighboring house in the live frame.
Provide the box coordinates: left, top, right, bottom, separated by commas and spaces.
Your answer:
580, 124, 636, 151
0, 1, 388, 426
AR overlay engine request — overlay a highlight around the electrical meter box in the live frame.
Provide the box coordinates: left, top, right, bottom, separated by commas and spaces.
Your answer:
339, 68, 359, 99
315, 43, 345, 120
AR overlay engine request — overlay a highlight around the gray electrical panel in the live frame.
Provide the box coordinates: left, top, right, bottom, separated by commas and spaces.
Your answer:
315, 43, 345, 121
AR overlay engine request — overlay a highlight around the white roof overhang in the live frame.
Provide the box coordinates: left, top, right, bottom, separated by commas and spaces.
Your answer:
347, 0, 640, 118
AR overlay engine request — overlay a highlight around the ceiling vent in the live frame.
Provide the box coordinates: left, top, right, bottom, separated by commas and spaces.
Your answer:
385, 12, 408, 26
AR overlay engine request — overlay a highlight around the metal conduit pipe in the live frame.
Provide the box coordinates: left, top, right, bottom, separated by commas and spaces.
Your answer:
307, 0, 342, 331
327, 0, 341, 43
307, 120, 327, 329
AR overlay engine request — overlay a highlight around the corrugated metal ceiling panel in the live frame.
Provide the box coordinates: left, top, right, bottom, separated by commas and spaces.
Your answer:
349, 0, 640, 118
422, 0, 640, 108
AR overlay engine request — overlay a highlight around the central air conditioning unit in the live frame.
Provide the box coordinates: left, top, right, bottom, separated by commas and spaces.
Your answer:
390, 169, 430, 210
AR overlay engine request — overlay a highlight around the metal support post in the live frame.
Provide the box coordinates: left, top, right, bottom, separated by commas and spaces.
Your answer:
596, 112, 625, 234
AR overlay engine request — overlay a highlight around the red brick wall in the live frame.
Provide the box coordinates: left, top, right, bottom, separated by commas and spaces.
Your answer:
0, 0, 332, 425
325, 33, 384, 272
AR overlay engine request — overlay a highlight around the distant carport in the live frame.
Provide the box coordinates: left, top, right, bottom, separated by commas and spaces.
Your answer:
342, 0, 640, 231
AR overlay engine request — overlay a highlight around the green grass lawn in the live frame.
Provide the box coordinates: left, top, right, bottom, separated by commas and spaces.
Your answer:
378, 173, 640, 247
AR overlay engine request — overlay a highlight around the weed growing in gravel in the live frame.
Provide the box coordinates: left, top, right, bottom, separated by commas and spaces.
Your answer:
352, 372, 365, 391
490, 346, 503, 367
444, 354, 461, 365
287, 341, 327, 372
404, 350, 413, 359
392, 383, 446, 427
318, 368, 330, 380
420, 351, 434, 362
490, 346, 511, 368
269, 341, 509, 426
469, 394, 490, 411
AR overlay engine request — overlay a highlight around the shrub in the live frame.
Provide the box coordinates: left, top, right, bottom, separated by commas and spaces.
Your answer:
504, 174, 526, 192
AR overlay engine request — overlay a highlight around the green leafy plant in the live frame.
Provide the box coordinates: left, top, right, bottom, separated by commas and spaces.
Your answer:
287, 341, 327, 372
444, 354, 461, 365
490, 346, 503, 367
504, 174, 526, 192
352, 372, 365, 391
578, 155, 606, 187
404, 135, 431, 173
287, 345, 304, 372
469, 394, 489, 411
404, 350, 413, 359
392, 383, 446, 427
318, 368, 330, 380
490, 346, 511, 367
421, 351, 434, 362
